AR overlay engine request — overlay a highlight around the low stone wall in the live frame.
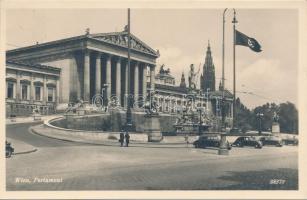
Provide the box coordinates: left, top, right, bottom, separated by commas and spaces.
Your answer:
40, 118, 148, 143
49, 111, 178, 133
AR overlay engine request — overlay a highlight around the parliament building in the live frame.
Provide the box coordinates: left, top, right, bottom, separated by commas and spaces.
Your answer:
5, 30, 233, 126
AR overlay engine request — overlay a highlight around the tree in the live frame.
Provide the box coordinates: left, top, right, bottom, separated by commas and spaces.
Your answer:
235, 100, 298, 134
278, 102, 298, 134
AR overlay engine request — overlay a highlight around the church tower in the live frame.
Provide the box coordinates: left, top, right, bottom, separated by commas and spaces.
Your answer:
200, 41, 216, 92
179, 72, 186, 88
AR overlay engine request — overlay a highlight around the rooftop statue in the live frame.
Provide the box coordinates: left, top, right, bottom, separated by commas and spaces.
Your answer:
188, 64, 200, 90
159, 64, 170, 75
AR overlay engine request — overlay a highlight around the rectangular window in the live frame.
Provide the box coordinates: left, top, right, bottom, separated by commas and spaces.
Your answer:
7, 82, 14, 99
48, 87, 54, 102
21, 84, 28, 100
35, 86, 41, 101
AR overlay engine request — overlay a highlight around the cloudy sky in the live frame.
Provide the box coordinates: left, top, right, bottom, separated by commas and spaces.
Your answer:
6, 9, 298, 109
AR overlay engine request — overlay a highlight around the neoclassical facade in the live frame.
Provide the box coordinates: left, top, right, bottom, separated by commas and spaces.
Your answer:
6, 61, 60, 116
7, 31, 159, 111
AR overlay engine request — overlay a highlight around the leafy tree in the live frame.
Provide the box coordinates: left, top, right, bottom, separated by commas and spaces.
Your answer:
235, 100, 298, 134
278, 102, 298, 134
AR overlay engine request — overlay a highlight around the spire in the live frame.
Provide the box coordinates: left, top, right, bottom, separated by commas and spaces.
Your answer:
180, 71, 186, 88
201, 40, 216, 92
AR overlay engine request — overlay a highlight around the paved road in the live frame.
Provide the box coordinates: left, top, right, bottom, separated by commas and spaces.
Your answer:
6, 122, 87, 147
6, 122, 298, 190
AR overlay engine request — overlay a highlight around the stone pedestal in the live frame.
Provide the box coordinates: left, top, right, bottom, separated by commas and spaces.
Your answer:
32, 113, 41, 121
218, 133, 229, 155
76, 108, 85, 116
272, 122, 280, 134
144, 114, 162, 142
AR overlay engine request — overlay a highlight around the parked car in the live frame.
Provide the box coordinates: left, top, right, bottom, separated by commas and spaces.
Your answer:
6, 141, 14, 158
259, 136, 283, 147
193, 135, 232, 150
282, 136, 298, 146
232, 136, 263, 148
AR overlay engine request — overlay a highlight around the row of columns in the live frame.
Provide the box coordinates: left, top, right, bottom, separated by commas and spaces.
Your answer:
11, 73, 59, 104
82, 51, 156, 108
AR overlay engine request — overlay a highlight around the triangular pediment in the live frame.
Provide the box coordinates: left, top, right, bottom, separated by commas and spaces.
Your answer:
90, 32, 158, 57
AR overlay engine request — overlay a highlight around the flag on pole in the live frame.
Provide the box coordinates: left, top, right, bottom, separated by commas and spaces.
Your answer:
235, 30, 262, 52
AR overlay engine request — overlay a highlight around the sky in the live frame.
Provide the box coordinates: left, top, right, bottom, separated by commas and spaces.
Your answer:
6, 9, 298, 109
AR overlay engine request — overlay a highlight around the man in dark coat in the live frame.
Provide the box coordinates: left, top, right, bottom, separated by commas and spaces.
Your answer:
119, 131, 124, 147
125, 132, 130, 147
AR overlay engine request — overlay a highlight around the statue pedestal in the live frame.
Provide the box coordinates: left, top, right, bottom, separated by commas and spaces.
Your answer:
272, 122, 280, 134
144, 114, 162, 142
32, 113, 41, 121
218, 133, 229, 155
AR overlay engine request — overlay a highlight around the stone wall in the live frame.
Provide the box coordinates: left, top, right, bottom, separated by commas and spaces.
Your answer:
50, 111, 178, 132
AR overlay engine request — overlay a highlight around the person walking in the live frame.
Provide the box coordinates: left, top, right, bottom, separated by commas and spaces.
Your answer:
119, 131, 124, 147
125, 132, 130, 147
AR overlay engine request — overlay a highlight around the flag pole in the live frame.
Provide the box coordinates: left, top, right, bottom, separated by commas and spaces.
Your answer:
221, 8, 227, 130
232, 9, 238, 129
126, 8, 132, 130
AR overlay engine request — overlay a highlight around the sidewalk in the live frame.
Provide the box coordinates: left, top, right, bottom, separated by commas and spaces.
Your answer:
6, 114, 62, 125
6, 138, 37, 155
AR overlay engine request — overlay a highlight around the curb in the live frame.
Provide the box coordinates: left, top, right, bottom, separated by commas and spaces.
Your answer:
13, 149, 38, 155
29, 127, 117, 147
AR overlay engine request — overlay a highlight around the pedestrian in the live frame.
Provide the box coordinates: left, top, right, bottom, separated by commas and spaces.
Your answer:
119, 130, 124, 147
125, 132, 130, 147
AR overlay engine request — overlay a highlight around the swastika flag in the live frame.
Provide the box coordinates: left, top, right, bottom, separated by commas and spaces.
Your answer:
235, 30, 262, 52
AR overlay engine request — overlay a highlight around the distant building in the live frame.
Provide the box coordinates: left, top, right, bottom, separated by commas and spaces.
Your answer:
200, 42, 216, 92
152, 65, 233, 126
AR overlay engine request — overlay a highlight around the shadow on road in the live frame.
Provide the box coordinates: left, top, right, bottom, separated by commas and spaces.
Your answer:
213, 168, 298, 190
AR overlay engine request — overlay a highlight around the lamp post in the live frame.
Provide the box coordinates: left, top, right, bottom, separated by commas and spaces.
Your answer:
232, 9, 238, 129
126, 8, 133, 131
257, 112, 264, 135
103, 83, 109, 111
197, 107, 204, 136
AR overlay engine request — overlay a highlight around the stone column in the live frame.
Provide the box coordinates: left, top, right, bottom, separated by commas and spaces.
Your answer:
124, 61, 128, 108
150, 65, 155, 91
83, 50, 90, 102
30, 73, 34, 103
142, 65, 147, 104
56, 78, 60, 104
16, 71, 21, 101
134, 62, 139, 108
43, 75, 47, 104
95, 52, 101, 95
115, 57, 121, 106
105, 54, 112, 103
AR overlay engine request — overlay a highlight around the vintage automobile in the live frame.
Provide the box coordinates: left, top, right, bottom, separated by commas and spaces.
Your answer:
6, 141, 14, 158
193, 135, 232, 150
232, 136, 263, 148
282, 136, 298, 146
259, 136, 283, 147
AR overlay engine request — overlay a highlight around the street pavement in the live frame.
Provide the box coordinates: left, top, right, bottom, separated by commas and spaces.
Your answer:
6, 122, 298, 190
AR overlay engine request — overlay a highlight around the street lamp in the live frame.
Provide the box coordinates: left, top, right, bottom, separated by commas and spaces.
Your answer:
197, 107, 205, 135
257, 112, 264, 135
